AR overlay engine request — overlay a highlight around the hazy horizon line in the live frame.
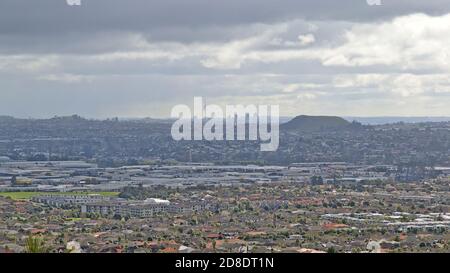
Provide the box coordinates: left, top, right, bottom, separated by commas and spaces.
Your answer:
2, 114, 450, 121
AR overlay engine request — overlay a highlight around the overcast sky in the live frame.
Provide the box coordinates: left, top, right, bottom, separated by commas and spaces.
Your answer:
1, 0, 449, 118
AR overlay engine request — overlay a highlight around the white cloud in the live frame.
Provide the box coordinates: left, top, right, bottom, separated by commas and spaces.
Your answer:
196, 13, 450, 73
333, 73, 450, 97
282, 83, 324, 93
37, 73, 94, 83
296, 92, 318, 100
201, 23, 289, 69
316, 13, 450, 70
0, 55, 58, 72
297, 34, 315, 46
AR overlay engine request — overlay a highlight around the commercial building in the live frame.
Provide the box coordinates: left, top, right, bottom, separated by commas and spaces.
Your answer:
31, 194, 112, 207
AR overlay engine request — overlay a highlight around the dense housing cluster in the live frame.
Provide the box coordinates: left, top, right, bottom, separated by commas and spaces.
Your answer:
0, 117, 448, 253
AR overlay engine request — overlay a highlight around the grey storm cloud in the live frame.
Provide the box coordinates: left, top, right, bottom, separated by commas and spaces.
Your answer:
0, 0, 449, 118
1, 0, 450, 34
1, 0, 449, 53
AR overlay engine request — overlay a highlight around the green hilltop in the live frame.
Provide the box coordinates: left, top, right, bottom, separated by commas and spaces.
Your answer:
281, 115, 360, 132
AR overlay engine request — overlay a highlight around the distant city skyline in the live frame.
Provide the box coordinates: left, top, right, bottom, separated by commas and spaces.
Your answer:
1, 0, 450, 118
3, 114, 450, 127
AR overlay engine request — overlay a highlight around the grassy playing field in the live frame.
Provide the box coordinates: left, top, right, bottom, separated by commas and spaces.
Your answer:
0, 191, 119, 200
